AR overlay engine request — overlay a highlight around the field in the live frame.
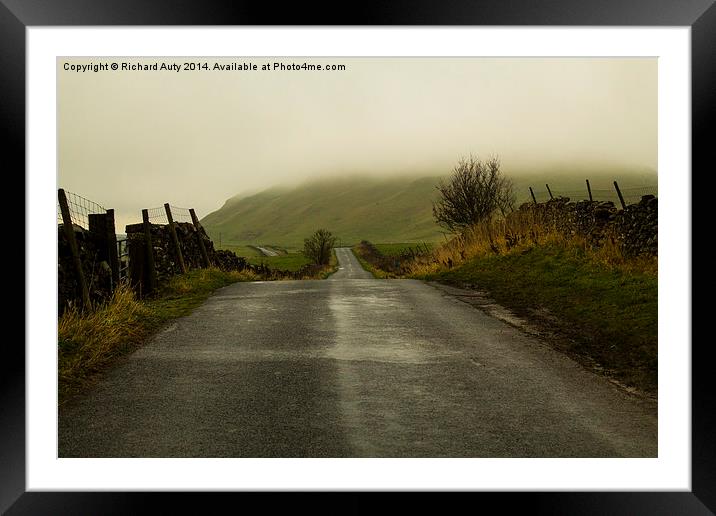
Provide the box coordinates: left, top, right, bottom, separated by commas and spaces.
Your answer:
215, 243, 315, 272
246, 252, 313, 272
216, 244, 263, 257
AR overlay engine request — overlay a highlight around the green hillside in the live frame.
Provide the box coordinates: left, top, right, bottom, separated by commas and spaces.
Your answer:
201, 168, 657, 249
201, 176, 446, 248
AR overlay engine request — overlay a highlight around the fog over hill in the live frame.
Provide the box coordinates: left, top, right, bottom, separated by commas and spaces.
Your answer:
201, 166, 657, 248
59, 57, 656, 233
202, 175, 443, 247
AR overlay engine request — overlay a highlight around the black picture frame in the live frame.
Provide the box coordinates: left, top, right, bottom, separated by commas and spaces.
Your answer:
4, 1, 713, 513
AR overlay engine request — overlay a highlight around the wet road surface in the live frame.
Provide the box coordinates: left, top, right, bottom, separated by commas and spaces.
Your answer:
256, 246, 278, 257
59, 248, 657, 457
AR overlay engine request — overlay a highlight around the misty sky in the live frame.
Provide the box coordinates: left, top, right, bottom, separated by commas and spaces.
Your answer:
58, 57, 656, 230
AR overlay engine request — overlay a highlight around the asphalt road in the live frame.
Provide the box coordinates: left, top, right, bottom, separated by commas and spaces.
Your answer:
59, 247, 657, 457
256, 246, 278, 257
331, 247, 374, 280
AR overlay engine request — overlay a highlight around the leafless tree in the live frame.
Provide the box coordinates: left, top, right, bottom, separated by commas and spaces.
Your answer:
432, 154, 515, 232
496, 174, 517, 217
303, 229, 337, 265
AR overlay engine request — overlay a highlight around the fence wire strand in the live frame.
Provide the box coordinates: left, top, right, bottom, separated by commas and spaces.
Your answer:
146, 207, 169, 224
146, 205, 194, 224
169, 205, 194, 223
528, 184, 657, 205
57, 190, 106, 229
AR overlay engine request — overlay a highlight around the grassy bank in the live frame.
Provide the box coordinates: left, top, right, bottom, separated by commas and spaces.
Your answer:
353, 252, 381, 279
417, 242, 657, 394
374, 242, 433, 257
58, 268, 257, 403
353, 241, 436, 278
352, 242, 395, 278
323, 248, 340, 278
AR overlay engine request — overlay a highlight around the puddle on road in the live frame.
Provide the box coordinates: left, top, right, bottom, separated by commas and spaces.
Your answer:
326, 280, 437, 456
326, 290, 434, 365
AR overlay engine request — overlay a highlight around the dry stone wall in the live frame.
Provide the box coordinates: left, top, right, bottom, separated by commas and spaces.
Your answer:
58, 225, 113, 313
512, 195, 657, 257
612, 195, 658, 257
125, 222, 329, 295
126, 221, 214, 284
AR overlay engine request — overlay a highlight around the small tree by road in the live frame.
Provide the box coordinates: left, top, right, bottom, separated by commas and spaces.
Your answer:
304, 229, 337, 265
432, 155, 515, 232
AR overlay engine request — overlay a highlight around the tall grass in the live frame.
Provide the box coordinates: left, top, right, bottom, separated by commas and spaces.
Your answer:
373, 242, 433, 257
406, 209, 657, 277
59, 284, 152, 393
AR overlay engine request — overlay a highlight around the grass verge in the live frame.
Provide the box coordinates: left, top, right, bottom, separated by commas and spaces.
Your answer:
352, 243, 390, 278
58, 268, 256, 403
353, 241, 432, 278
320, 248, 340, 278
418, 242, 657, 394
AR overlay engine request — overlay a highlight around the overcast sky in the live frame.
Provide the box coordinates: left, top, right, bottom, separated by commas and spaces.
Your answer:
58, 57, 656, 231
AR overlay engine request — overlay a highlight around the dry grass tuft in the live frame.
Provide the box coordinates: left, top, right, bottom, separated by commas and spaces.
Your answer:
58, 283, 151, 390
406, 212, 656, 277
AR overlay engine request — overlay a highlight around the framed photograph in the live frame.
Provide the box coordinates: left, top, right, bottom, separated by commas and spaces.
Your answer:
6, 0, 713, 513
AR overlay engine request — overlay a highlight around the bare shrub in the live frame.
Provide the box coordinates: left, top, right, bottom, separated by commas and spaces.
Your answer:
303, 229, 337, 265
432, 155, 515, 232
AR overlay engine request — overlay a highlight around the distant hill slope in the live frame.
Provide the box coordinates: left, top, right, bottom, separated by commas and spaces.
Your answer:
201, 176, 446, 248
201, 168, 657, 248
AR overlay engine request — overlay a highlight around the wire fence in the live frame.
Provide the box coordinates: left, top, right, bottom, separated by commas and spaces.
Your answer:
528, 184, 658, 205
115, 236, 129, 281
145, 205, 193, 224
146, 206, 169, 224
169, 205, 194, 223
56, 190, 106, 229
57, 191, 195, 229
57, 187, 211, 309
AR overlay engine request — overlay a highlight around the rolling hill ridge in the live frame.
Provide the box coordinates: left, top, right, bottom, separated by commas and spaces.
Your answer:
201, 176, 445, 248
201, 168, 657, 248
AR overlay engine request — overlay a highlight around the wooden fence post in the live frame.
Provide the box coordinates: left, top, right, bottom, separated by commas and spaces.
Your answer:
546, 184, 554, 200
189, 208, 211, 268
142, 209, 158, 295
613, 181, 627, 210
58, 188, 91, 310
164, 203, 187, 274
529, 187, 537, 205
586, 179, 593, 202
105, 209, 120, 288
88, 211, 120, 291
88, 212, 113, 293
